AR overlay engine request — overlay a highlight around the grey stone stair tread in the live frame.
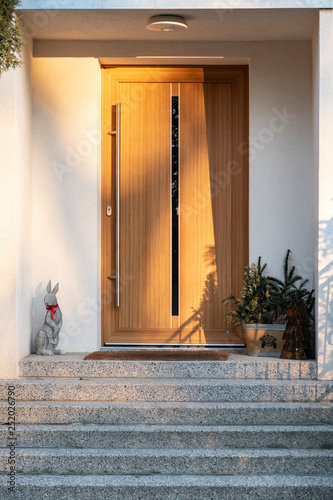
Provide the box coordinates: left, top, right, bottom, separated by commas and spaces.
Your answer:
1, 378, 332, 402
1, 474, 333, 500
1, 474, 333, 485
1, 424, 331, 450
0, 400, 331, 425
18, 352, 318, 380
2, 448, 332, 475
3, 447, 332, 457
2, 423, 332, 432
11, 377, 326, 385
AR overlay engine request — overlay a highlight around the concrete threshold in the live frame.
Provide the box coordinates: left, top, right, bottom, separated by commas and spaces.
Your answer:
18, 351, 318, 380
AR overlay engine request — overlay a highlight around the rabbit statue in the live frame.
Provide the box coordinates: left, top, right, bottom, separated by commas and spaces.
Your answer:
35, 280, 65, 355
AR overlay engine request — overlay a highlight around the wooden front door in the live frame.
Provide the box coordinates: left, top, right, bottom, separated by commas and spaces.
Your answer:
101, 67, 248, 345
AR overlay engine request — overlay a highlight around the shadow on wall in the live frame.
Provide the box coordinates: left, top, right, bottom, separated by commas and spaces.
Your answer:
318, 217, 333, 379
191, 270, 218, 330
164, 246, 222, 344
163, 269, 218, 345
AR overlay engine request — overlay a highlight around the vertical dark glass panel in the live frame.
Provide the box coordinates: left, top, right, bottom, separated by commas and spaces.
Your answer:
172, 97, 179, 316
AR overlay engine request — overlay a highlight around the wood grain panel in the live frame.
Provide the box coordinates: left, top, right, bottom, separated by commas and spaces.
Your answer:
101, 67, 248, 345
118, 82, 171, 329
101, 66, 246, 85
232, 67, 249, 302
179, 83, 233, 343
101, 69, 115, 338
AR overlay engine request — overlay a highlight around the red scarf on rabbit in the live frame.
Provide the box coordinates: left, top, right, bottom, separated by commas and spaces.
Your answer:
46, 304, 59, 320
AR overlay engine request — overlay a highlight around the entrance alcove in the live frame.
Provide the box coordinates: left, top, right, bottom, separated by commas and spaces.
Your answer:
1, 6, 332, 380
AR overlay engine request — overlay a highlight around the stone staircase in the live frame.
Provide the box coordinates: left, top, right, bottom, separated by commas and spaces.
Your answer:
0, 351, 332, 499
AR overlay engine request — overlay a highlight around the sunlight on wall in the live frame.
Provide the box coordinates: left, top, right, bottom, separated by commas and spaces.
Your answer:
0, 38, 32, 377
32, 57, 101, 353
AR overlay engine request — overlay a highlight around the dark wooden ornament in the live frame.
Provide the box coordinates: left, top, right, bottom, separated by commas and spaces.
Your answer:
280, 301, 315, 360
295, 300, 316, 359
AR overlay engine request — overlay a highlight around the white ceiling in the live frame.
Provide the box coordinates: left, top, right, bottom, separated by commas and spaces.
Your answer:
20, 9, 318, 41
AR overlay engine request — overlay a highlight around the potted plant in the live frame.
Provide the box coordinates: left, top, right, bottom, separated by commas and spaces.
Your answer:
223, 251, 314, 357
268, 249, 315, 323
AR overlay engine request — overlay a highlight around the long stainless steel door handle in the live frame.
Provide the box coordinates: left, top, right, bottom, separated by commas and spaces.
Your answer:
116, 102, 121, 307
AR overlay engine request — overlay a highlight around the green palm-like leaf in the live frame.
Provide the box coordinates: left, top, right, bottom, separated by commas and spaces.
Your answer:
267, 249, 315, 321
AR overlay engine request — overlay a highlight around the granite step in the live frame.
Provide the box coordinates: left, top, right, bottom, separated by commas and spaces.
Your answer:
1, 355, 331, 499
1, 474, 332, 500
1, 401, 331, 425
1, 448, 332, 476
1, 424, 332, 450
1, 378, 332, 403
19, 353, 317, 380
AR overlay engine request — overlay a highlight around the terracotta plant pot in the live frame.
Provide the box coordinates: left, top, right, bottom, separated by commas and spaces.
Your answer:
242, 324, 286, 357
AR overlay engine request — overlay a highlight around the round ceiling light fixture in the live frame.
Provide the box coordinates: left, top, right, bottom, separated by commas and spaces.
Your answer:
147, 15, 187, 32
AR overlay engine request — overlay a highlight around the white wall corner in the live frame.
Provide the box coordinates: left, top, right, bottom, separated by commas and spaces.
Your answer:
15, 37, 33, 366
0, 36, 33, 379
0, 65, 18, 379
316, 9, 333, 381
248, 41, 314, 283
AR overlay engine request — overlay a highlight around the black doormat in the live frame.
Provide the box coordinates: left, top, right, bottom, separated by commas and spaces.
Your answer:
84, 350, 229, 361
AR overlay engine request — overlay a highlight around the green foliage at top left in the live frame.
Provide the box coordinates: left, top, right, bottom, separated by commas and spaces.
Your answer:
0, 0, 24, 75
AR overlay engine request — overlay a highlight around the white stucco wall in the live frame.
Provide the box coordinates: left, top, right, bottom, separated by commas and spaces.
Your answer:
312, 13, 320, 368
16, 40, 33, 363
246, 41, 313, 282
0, 40, 32, 379
31, 57, 101, 353
315, 10, 333, 381
0, 69, 18, 378
30, 40, 314, 352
